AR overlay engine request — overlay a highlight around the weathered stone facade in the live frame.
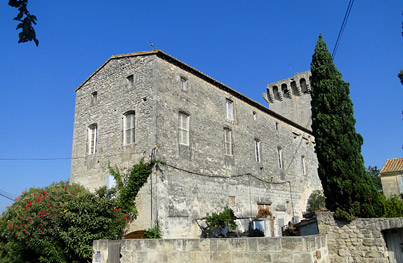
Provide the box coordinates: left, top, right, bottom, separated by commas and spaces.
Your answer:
316, 212, 403, 263
93, 235, 329, 263
71, 50, 322, 238
380, 158, 403, 198
263, 71, 312, 130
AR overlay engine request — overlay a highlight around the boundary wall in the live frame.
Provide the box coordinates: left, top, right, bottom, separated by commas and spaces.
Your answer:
93, 235, 328, 263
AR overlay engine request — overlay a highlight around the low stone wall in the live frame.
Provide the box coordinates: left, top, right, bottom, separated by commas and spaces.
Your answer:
93, 235, 328, 263
316, 212, 403, 263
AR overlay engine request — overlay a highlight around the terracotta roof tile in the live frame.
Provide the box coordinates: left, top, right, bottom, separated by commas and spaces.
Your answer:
380, 158, 403, 174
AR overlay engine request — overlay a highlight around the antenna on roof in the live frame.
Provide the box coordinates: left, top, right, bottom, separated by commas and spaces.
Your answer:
148, 40, 157, 51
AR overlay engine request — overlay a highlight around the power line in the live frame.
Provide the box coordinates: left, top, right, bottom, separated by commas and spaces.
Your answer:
0, 189, 15, 201
332, 0, 355, 59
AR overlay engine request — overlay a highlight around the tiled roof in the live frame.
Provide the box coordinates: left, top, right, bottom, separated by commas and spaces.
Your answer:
380, 158, 403, 174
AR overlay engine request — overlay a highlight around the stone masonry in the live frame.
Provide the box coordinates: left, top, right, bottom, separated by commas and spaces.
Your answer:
71, 50, 322, 238
263, 71, 312, 130
316, 212, 403, 263
93, 235, 329, 263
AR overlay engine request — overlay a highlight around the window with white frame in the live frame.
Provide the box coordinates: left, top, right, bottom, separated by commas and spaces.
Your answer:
180, 76, 188, 91
254, 139, 261, 162
87, 124, 97, 154
123, 112, 135, 145
277, 147, 283, 169
179, 112, 189, 145
226, 99, 233, 121
224, 128, 233, 156
301, 156, 306, 175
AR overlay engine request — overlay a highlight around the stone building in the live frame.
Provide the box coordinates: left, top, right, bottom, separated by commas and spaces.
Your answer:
70, 50, 322, 238
263, 71, 312, 130
380, 158, 403, 198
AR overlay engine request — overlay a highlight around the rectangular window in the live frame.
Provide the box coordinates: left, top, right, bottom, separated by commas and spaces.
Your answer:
301, 156, 306, 175
88, 124, 97, 154
253, 111, 257, 121
254, 139, 261, 162
277, 147, 283, 169
124, 113, 135, 145
180, 76, 188, 91
179, 112, 189, 145
91, 91, 97, 105
226, 99, 233, 121
224, 128, 232, 155
127, 75, 134, 89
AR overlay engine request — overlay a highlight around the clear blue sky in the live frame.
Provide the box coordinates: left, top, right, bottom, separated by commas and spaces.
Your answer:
1, 1, 402, 212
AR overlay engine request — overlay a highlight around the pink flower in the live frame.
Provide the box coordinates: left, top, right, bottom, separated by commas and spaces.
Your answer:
64, 187, 67, 190
7, 223, 12, 228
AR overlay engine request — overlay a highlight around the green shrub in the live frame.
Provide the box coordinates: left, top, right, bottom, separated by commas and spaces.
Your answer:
0, 181, 128, 263
205, 207, 236, 230
308, 190, 326, 212
144, 221, 162, 239
381, 194, 403, 217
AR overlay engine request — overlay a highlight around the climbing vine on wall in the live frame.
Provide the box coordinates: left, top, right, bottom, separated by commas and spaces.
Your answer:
109, 159, 161, 216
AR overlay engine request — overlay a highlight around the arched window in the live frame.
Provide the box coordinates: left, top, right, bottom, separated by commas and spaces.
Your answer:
273, 86, 280, 100
300, 78, 308, 93
281, 84, 289, 98
291, 81, 298, 96
123, 111, 135, 145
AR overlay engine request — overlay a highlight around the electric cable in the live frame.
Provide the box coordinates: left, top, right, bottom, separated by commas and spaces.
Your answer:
332, 0, 355, 59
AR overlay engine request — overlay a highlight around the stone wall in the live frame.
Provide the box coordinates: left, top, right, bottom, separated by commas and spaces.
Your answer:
93, 235, 328, 263
263, 71, 312, 130
316, 212, 403, 263
71, 51, 322, 238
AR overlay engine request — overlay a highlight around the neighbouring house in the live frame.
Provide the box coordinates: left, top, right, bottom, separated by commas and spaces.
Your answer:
70, 50, 322, 238
380, 157, 403, 198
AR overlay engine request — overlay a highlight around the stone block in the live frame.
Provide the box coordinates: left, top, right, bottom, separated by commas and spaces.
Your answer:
247, 238, 258, 252
98, 240, 108, 251
281, 237, 304, 252
257, 238, 281, 252
183, 239, 200, 251
228, 238, 247, 252
157, 239, 176, 252
245, 252, 271, 262
270, 253, 292, 263
216, 239, 230, 251
166, 251, 180, 262
120, 240, 132, 252
191, 251, 210, 262
211, 251, 231, 263
231, 252, 245, 263
365, 251, 384, 258
132, 240, 144, 251
143, 239, 157, 250
293, 253, 313, 263
199, 239, 210, 251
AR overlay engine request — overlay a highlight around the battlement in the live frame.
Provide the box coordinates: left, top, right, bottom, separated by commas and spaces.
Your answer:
263, 71, 312, 129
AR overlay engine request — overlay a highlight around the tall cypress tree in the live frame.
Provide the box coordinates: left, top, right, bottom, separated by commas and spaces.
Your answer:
310, 35, 383, 220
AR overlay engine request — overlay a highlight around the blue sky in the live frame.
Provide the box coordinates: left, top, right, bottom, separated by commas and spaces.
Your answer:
1, 1, 402, 212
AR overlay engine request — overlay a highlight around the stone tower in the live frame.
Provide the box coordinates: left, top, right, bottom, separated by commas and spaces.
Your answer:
263, 71, 312, 130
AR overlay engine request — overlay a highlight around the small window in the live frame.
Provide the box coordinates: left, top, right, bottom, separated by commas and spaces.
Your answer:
180, 76, 188, 91
291, 81, 298, 96
91, 91, 98, 105
226, 99, 233, 121
224, 128, 233, 156
273, 86, 280, 100
87, 124, 97, 154
301, 156, 306, 175
127, 75, 134, 89
277, 147, 283, 169
300, 78, 308, 93
254, 139, 261, 163
281, 84, 289, 98
179, 112, 190, 145
275, 122, 279, 131
123, 112, 135, 145
253, 111, 257, 121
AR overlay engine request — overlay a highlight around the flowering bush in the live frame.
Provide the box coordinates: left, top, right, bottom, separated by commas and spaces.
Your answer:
0, 181, 129, 263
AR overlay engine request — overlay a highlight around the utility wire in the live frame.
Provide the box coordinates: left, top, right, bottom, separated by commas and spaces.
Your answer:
0, 189, 15, 201
332, 0, 355, 59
